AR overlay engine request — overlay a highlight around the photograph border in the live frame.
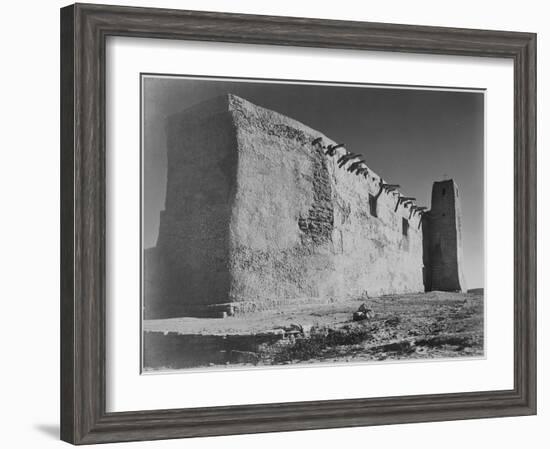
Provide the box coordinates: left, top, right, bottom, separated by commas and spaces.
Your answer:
139, 72, 488, 374
60, 3, 536, 444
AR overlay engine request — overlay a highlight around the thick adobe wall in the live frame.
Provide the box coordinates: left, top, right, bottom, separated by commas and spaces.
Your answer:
145, 94, 427, 318
426, 180, 467, 292
227, 95, 425, 312
226, 95, 337, 312
327, 137, 424, 299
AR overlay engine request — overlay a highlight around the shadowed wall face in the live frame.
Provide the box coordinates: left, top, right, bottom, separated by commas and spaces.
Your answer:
145, 97, 239, 318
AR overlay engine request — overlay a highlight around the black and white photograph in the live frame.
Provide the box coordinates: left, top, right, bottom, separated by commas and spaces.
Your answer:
141, 75, 485, 372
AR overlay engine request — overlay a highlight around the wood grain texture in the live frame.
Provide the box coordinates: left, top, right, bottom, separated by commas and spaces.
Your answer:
60, 3, 537, 445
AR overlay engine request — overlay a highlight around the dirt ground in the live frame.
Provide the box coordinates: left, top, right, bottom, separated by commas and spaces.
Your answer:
143, 291, 484, 370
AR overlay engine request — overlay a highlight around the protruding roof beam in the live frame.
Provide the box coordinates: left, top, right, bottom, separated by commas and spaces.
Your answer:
382, 183, 400, 189
397, 196, 416, 204
337, 152, 362, 167
347, 161, 366, 173
325, 143, 345, 156
412, 206, 427, 212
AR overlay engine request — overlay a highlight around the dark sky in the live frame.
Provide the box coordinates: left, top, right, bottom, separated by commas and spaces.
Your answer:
143, 76, 484, 288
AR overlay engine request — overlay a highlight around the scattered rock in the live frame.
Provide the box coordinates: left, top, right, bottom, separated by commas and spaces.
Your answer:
229, 350, 259, 364
372, 340, 415, 354
353, 303, 375, 321
384, 316, 401, 327
277, 323, 304, 337
357, 303, 371, 313
285, 323, 304, 333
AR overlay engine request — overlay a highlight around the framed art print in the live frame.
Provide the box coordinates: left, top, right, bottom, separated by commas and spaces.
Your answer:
60, 3, 536, 444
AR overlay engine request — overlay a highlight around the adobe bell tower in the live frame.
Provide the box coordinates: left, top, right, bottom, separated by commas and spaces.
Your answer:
425, 179, 467, 292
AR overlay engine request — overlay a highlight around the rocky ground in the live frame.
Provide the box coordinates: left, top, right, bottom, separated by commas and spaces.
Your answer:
143, 291, 484, 371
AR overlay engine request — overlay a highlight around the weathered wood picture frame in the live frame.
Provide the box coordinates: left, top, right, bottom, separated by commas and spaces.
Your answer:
60, 3, 536, 445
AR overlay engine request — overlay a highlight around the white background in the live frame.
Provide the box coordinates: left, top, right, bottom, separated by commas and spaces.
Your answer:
0, 0, 547, 448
